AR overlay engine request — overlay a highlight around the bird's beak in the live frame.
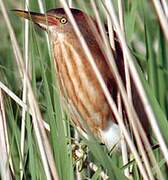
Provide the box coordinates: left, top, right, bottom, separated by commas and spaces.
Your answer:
12, 10, 58, 30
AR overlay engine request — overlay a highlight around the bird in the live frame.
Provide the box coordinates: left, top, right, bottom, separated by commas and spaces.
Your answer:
13, 8, 149, 150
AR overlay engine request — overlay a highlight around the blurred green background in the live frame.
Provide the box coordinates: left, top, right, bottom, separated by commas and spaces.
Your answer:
0, 0, 168, 179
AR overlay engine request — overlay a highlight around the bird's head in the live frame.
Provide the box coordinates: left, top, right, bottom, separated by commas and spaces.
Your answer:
13, 8, 90, 41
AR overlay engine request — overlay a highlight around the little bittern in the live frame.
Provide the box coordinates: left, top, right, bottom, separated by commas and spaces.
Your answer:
14, 8, 148, 149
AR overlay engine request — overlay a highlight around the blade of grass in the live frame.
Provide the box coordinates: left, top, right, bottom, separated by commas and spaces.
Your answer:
157, 27, 168, 114
30, 19, 74, 180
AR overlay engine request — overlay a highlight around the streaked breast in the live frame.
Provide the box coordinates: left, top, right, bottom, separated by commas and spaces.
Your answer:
52, 33, 112, 134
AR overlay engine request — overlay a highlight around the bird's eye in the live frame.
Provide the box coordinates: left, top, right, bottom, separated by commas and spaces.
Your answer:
60, 17, 67, 24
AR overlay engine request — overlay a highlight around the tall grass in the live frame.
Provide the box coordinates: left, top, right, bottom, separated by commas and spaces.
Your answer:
0, 0, 168, 179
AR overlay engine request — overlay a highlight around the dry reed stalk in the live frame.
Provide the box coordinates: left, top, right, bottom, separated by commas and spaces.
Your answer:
0, 1, 59, 179
0, 90, 11, 180
152, 0, 168, 41
59, 1, 150, 179
103, 0, 168, 168
20, 1, 29, 179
